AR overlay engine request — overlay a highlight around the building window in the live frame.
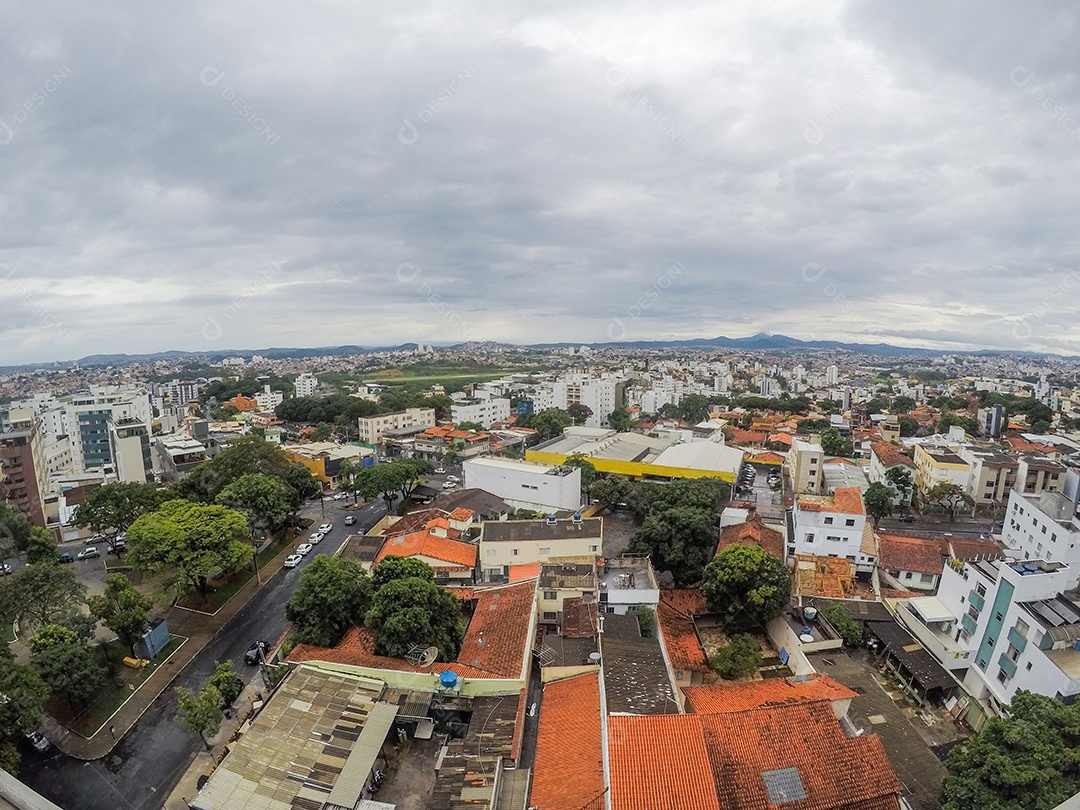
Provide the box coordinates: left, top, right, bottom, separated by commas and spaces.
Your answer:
824, 517, 833, 525
845, 519, 855, 527
787, 545, 795, 555
589, 545, 598, 552
804, 534, 815, 544
1026, 662, 1033, 671
485, 549, 495, 558
542, 612, 558, 621
539, 547, 550, 556
826, 536, 841, 543
920, 573, 935, 584
1006, 644, 1020, 663
543, 591, 557, 600
1015, 618, 1029, 637
996, 668, 1011, 685
512, 549, 519, 557
976, 582, 987, 598
995, 612, 1004, 623
904, 572, 913, 580
809, 469, 816, 476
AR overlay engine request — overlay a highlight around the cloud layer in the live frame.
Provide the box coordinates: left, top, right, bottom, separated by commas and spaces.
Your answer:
1, 0, 1078, 363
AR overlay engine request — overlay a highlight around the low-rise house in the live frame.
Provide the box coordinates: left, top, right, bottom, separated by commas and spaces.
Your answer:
529, 673, 605, 810
789, 487, 875, 572
717, 514, 785, 561
537, 563, 597, 627
868, 441, 916, 507
374, 521, 478, 585
656, 589, 710, 688
682, 673, 857, 721
479, 516, 603, 583
415, 424, 492, 460
878, 533, 946, 592
599, 556, 660, 615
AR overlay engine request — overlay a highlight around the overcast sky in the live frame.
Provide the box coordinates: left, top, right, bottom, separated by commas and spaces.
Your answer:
1, 1, 1079, 364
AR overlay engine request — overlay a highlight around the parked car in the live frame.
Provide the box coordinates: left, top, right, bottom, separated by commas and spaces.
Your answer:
296, 543, 314, 556
23, 730, 49, 752
308, 532, 324, 544
319, 523, 333, 534
899, 514, 917, 523
56, 552, 74, 564
442, 481, 458, 489
283, 554, 303, 569
0, 562, 10, 575
244, 640, 270, 665
77, 547, 100, 560
434, 467, 446, 474
446, 475, 460, 483
113, 538, 128, 552
332, 493, 346, 500
344, 515, 357, 526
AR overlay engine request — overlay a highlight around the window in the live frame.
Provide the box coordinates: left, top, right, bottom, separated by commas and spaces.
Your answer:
826, 535, 841, 543
904, 572, 913, 580
512, 548, 519, 557
542, 611, 558, 621
485, 549, 496, 558
1006, 643, 1020, 663
589, 545, 598, 552
539, 547, 550, 556
543, 591, 557, 600
959, 628, 972, 642
787, 545, 795, 555
1026, 662, 1033, 671
804, 534, 815, 544
920, 573, 935, 584
976, 582, 987, 597
824, 517, 833, 525
1042, 525, 1047, 534
845, 519, 855, 527
995, 612, 1004, 623
1015, 618, 1029, 637
996, 668, 1011, 685
809, 469, 816, 476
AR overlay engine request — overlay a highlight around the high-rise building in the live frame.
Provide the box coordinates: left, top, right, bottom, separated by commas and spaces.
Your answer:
0, 409, 49, 527
109, 419, 153, 483
826, 365, 839, 385
294, 373, 319, 398
67, 386, 153, 473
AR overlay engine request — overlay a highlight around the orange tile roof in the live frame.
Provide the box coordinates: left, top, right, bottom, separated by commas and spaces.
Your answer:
717, 516, 784, 560
530, 674, 605, 810
375, 529, 477, 569
877, 534, 945, 575
833, 486, 866, 515
509, 563, 542, 583
684, 674, 856, 714
657, 590, 710, 674
448, 507, 474, 522
768, 433, 794, 445
609, 715, 722, 810
732, 429, 768, 445
871, 441, 915, 469
749, 450, 786, 464
383, 508, 443, 537
456, 582, 535, 678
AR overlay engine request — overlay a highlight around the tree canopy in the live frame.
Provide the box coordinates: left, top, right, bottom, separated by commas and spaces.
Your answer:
88, 573, 153, 653
73, 481, 168, 552
709, 633, 763, 679
562, 454, 597, 497
608, 408, 634, 432
174, 684, 223, 750
126, 499, 252, 600
0, 643, 48, 774
531, 408, 573, 439
863, 482, 894, 529
215, 472, 294, 533
24, 526, 56, 565
923, 483, 974, 520
171, 434, 292, 503
0, 562, 87, 629
701, 545, 790, 633
29, 624, 107, 712
0, 504, 31, 551
625, 506, 718, 585
286, 556, 374, 647
365, 559, 464, 661
941, 691, 1080, 810
371, 555, 434, 589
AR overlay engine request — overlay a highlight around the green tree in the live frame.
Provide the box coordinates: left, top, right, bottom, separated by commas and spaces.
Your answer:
208, 660, 243, 707
73, 482, 167, 554
676, 394, 712, 424
823, 604, 862, 646
455, 421, 484, 432
625, 507, 718, 585
796, 418, 830, 433
709, 633, 763, 678
923, 483, 974, 521
215, 473, 293, 534
174, 684, 224, 750
371, 555, 435, 589
863, 482, 894, 529
941, 691, 1080, 810
889, 396, 916, 414
394, 459, 435, 502
29, 624, 107, 713
286, 556, 374, 647
172, 434, 292, 503
608, 408, 633, 432
884, 466, 913, 506
0, 643, 48, 774
819, 427, 847, 457
531, 408, 572, 439
562, 453, 597, 499
701, 545, 790, 633
0, 563, 86, 628
88, 573, 153, 654
126, 500, 252, 601
936, 413, 978, 436
25, 526, 56, 565
366, 577, 465, 661
284, 463, 321, 513
591, 476, 629, 507
897, 416, 919, 437
0, 532, 14, 573
311, 422, 333, 442
0, 505, 31, 551
566, 403, 594, 426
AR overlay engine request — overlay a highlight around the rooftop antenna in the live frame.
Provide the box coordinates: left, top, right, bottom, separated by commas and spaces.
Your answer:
405, 644, 439, 667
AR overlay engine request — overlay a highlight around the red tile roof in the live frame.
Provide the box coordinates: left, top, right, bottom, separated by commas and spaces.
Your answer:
657, 590, 710, 674
881, 588, 923, 599
877, 534, 945, 575
456, 582, 535, 678
717, 516, 784, 560
561, 597, 599, 638
610, 703, 901, 810
749, 450, 786, 464
768, 433, 794, 445
831, 486, 865, 515
732, 429, 768, 445
530, 674, 605, 810
383, 508, 443, 537
683, 674, 856, 714
288, 582, 534, 679
871, 441, 915, 469
609, 715, 722, 810
375, 529, 477, 569
944, 535, 1004, 562
448, 507, 474, 522
509, 563, 542, 583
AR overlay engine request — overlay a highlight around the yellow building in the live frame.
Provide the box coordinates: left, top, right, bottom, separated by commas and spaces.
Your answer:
281, 442, 374, 486
912, 444, 970, 497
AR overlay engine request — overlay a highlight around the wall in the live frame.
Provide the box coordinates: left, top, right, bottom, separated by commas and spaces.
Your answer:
525, 449, 734, 483
766, 617, 816, 676
464, 459, 582, 512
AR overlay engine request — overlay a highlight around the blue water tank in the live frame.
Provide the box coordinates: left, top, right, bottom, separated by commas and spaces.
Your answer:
439, 671, 459, 689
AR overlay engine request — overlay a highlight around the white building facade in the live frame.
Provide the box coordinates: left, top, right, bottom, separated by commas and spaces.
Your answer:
463, 457, 582, 513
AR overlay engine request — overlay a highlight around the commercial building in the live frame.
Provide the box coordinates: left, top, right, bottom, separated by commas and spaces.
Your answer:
357, 407, 436, 445
464, 457, 582, 513
281, 442, 374, 487
0, 409, 48, 527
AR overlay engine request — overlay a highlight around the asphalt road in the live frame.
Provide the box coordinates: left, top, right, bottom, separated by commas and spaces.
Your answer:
19, 496, 389, 810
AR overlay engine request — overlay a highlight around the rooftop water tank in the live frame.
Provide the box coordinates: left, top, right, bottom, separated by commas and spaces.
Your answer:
439, 671, 459, 689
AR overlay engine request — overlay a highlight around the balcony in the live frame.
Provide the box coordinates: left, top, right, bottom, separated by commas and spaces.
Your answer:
969, 591, 985, 611
997, 653, 1018, 679
961, 613, 977, 635
1007, 627, 1028, 653
895, 602, 972, 671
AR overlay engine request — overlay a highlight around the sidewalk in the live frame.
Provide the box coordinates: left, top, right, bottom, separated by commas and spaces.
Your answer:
41, 543, 295, 761
161, 678, 269, 810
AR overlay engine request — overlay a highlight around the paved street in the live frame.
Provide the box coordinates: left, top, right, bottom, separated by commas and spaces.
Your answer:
18, 496, 388, 810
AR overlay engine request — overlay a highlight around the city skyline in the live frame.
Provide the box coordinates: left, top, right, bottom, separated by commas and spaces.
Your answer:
2, 2, 1079, 363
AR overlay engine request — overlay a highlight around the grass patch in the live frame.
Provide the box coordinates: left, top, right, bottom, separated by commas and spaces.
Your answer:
46, 636, 186, 737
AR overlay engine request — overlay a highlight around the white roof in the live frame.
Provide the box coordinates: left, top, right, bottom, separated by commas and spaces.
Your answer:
908, 596, 956, 624
652, 441, 743, 473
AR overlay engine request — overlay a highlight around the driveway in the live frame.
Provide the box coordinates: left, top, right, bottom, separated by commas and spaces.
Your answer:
807, 649, 953, 810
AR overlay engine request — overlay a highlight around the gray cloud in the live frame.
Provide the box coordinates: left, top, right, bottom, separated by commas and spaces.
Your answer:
0, 1, 1078, 363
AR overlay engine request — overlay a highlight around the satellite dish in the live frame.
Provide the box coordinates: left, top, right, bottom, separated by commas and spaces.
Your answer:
418, 646, 439, 667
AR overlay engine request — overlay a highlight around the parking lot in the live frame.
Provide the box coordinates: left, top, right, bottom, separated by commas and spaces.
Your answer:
732, 461, 786, 521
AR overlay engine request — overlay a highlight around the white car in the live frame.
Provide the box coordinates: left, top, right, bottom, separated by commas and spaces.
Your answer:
442, 481, 458, 489
434, 467, 446, 474
332, 493, 346, 500
319, 523, 333, 534
296, 543, 314, 556
283, 554, 303, 569
446, 475, 460, 483
77, 547, 100, 560
308, 532, 324, 544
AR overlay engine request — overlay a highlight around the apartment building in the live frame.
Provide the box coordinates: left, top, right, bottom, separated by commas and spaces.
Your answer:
788, 487, 875, 571
867, 441, 915, 506
450, 395, 510, 428
67, 386, 153, 473
1001, 481, 1080, 566
787, 437, 826, 495
552, 375, 620, 428
0, 409, 49, 527
109, 419, 153, 483
478, 516, 603, 582
1015, 455, 1066, 497
958, 448, 1018, 507
913, 444, 970, 499
294, 373, 319, 398
357, 407, 436, 445
254, 384, 284, 412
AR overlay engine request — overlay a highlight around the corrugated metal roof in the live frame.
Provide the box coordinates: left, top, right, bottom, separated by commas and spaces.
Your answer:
324, 702, 399, 809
